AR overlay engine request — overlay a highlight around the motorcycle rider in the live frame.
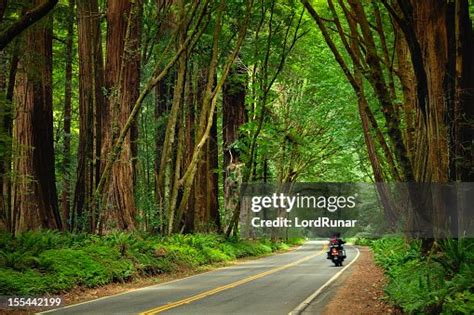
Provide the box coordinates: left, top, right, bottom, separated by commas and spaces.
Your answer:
327, 232, 346, 259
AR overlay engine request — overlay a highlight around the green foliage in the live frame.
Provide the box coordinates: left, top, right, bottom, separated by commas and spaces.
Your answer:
234, 0, 371, 183
0, 269, 51, 295
285, 237, 305, 246
39, 249, 112, 289
0, 250, 39, 271
10, 230, 70, 254
0, 231, 300, 295
444, 291, 474, 314
350, 236, 374, 246
371, 237, 474, 314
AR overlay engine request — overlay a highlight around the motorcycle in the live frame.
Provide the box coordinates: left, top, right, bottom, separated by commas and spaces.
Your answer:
327, 243, 346, 267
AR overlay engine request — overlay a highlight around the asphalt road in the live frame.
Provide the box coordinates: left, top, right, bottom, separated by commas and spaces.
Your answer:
40, 241, 357, 315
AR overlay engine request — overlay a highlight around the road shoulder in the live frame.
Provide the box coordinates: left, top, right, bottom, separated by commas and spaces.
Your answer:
302, 246, 398, 315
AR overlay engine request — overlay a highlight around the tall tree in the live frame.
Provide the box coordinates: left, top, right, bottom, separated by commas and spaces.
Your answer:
73, 0, 105, 231
12, 0, 61, 234
0, 49, 18, 231
153, 0, 175, 234
60, 0, 75, 230
0, 50, 6, 230
386, 0, 473, 182
384, 0, 474, 241
302, 0, 473, 244
102, 0, 142, 230
377, 0, 474, 182
223, 59, 247, 174
193, 67, 220, 232
92, 0, 209, 231
222, 58, 247, 230
170, 0, 253, 234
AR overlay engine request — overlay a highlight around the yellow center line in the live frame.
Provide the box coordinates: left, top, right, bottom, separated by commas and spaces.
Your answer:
138, 245, 327, 315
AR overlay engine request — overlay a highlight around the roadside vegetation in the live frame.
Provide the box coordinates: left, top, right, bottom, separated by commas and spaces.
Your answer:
0, 1, 473, 313
0, 231, 303, 295
354, 237, 474, 314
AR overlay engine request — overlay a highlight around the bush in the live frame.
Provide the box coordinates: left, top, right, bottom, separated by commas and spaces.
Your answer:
443, 290, 474, 314
371, 237, 474, 314
285, 237, 305, 246
352, 237, 374, 246
39, 249, 112, 289
202, 247, 231, 263
0, 269, 50, 295
82, 246, 135, 282
0, 250, 39, 271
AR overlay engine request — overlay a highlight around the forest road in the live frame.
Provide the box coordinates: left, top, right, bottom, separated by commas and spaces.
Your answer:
39, 241, 358, 315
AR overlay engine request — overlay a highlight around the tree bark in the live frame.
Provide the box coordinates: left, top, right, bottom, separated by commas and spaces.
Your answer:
182, 67, 195, 233
207, 106, 220, 232
154, 74, 173, 234
0, 50, 18, 231
73, 0, 105, 231
60, 0, 74, 230
12, 0, 61, 234
223, 59, 247, 185
222, 59, 247, 232
92, 0, 209, 226
388, 0, 472, 182
0, 50, 6, 230
394, 20, 417, 164
163, 37, 187, 235
102, 0, 142, 231
411, 0, 451, 183
194, 76, 220, 232
453, 0, 473, 181
0, 0, 59, 50
348, 0, 413, 181
153, 0, 175, 234
381, 0, 473, 244
176, 0, 252, 235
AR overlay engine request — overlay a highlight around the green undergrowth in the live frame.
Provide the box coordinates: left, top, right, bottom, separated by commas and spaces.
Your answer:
0, 231, 303, 295
353, 237, 474, 314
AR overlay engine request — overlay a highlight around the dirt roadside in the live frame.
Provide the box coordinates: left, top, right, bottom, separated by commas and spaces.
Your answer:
302, 246, 400, 315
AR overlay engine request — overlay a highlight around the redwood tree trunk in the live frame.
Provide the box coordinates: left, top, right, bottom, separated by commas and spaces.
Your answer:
183, 69, 195, 233
391, 0, 473, 182
194, 105, 220, 232
207, 108, 220, 231
74, 0, 105, 231
60, 0, 74, 230
222, 59, 247, 230
410, 0, 473, 241
0, 51, 7, 230
103, 0, 142, 230
390, 0, 473, 243
12, 0, 61, 233
223, 60, 247, 177
153, 0, 175, 234
190, 65, 221, 233
410, 0, 451, 183
452, 0, 473, 181
0, 50, 17, 231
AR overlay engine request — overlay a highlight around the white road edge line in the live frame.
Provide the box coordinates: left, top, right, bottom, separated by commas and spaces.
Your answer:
37, 244, 307, 314
288, 246, 361, 315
